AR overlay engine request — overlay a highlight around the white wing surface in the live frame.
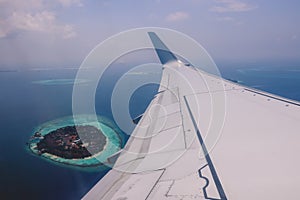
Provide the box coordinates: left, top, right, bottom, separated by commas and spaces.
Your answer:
83, 32, 300, 200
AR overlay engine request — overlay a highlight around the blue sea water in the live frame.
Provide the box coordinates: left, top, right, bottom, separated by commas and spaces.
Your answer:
220, 65, 300, 101
0, 64, 299, 199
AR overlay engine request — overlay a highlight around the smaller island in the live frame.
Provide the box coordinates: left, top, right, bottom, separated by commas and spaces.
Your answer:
36, 125, 106, 159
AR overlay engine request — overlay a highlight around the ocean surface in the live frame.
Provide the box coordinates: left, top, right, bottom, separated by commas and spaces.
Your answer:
0, 64, 299, 199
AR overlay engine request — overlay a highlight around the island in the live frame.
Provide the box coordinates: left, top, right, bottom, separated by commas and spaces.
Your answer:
27, 115, 122, 168
36, 125, 106, 159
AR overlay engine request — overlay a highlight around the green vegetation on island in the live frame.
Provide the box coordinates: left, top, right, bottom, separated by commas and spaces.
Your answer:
36, 125, 106, 159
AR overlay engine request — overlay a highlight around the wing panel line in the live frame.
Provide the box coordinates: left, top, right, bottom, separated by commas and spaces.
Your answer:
183, 96, 227, 200
145, 169, 166, 200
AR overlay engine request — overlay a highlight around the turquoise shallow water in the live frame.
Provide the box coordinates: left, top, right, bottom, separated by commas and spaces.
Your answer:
32, 78, 91, 85
29, 115, 122, 168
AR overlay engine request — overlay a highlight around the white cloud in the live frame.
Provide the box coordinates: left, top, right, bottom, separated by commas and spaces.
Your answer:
62, 24, 77, 38
166, 11, 189, 22
0, 0, 78, 39
9, 11, 56, 32
56, 0, 83, 7
0, 0, 43, 12
216, 16, 235, 21
211, 0, 256, 13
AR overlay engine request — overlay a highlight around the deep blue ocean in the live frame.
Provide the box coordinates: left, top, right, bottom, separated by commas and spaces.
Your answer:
0, 64, 299, 199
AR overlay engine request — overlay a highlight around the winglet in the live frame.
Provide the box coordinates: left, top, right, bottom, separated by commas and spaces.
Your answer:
148, 32, 178, 65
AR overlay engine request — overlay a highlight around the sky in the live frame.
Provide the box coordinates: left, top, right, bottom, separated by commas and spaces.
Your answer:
0, 0, 299, 69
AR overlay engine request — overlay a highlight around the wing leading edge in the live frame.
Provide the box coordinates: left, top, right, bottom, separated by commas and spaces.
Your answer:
83, 32, 300, 200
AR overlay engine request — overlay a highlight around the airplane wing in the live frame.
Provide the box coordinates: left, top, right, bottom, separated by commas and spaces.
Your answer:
83, 32, 300, 200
